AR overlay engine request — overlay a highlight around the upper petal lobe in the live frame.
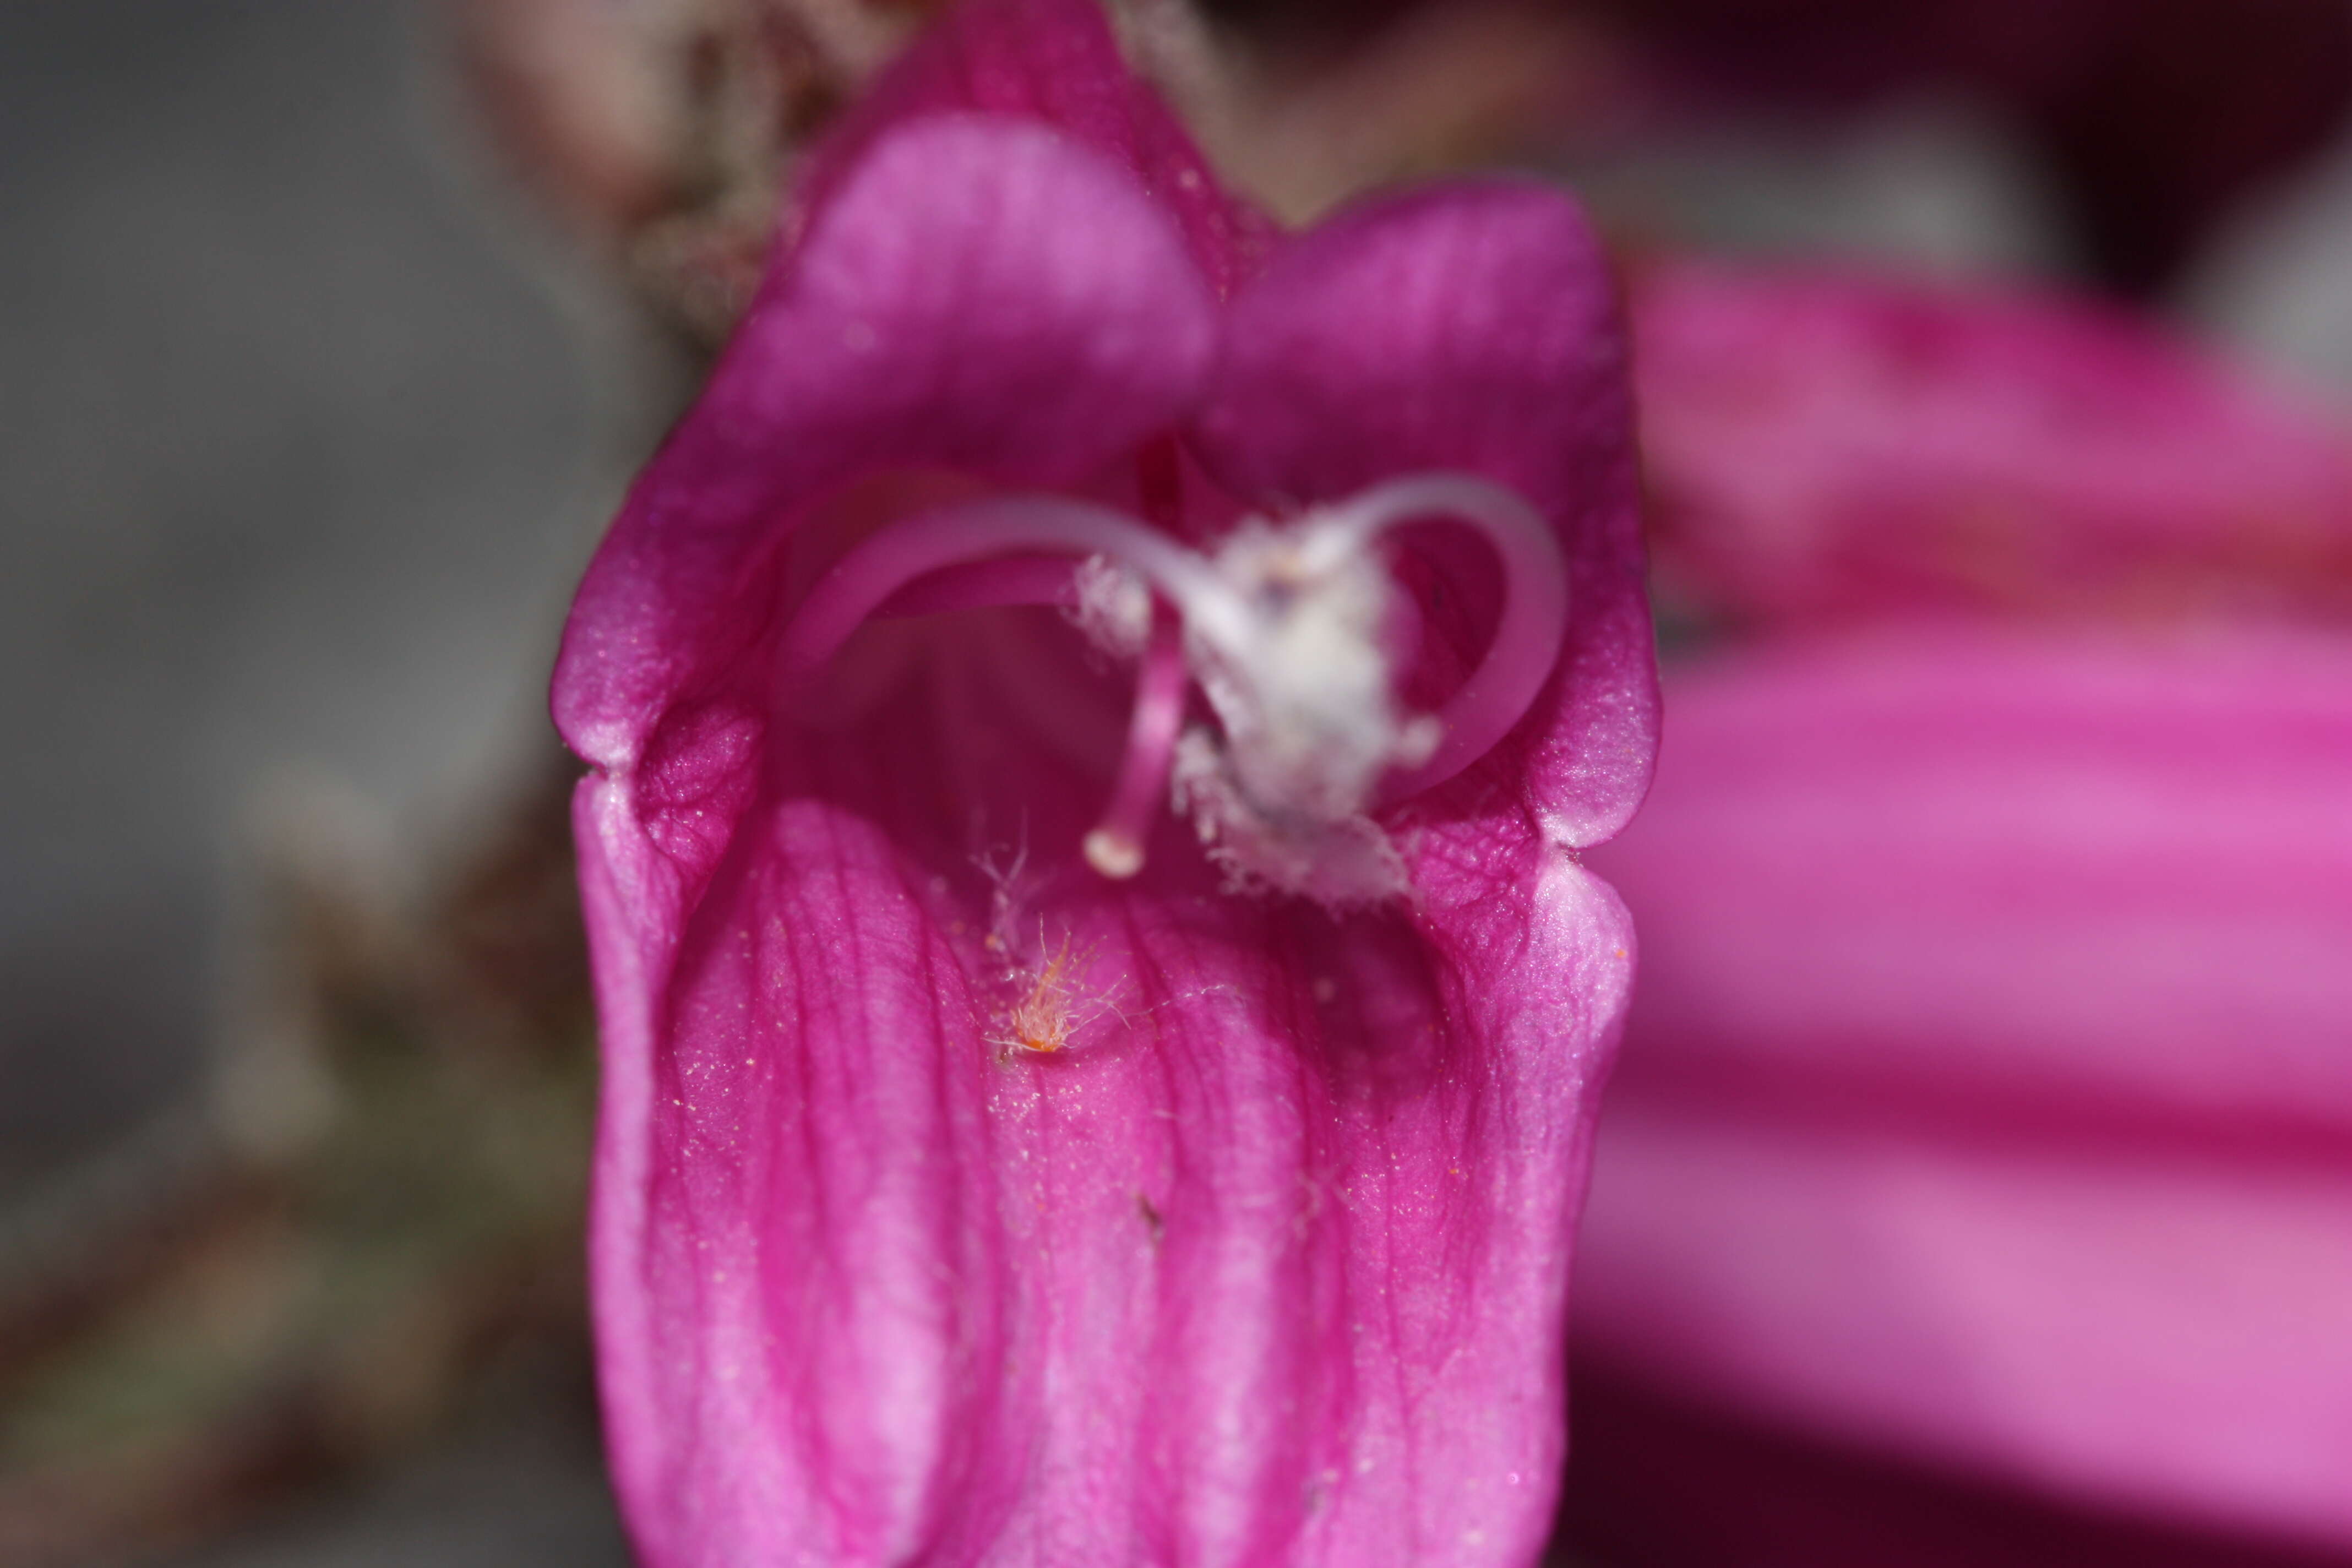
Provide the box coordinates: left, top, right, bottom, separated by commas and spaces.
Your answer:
1190, 183, 1657, 847
555, 113, 1219, 776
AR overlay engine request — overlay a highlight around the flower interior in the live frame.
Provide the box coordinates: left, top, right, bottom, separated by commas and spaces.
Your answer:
778, 471, 1567, 908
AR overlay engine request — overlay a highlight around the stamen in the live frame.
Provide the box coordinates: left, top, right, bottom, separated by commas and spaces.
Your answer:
1084, 607, 1186, 879
871, 556, 1081, 619
1298, 475, 1570, 804
777, 474, 1571, 900
779, 498, 1254, 683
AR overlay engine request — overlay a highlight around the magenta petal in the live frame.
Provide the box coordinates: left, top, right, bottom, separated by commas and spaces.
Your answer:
584, 781, 1634, 1567
1632, 260, 2352, 622
801, 0, 1271, 297
563, 114, 1223, 1561
1595, 629, 2352, 1126
554, 111, 1216, 771
1576, 628, 2352, 1551
1579, 1097, 2352, 1556
1188, 183, 1657, 846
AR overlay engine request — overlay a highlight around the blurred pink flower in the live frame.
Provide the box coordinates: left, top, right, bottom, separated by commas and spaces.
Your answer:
550, 2, 1656, 1565
1566, 262, 2352, 1564
1633, 260, 2352, 624
1577, 629, 2352, 1561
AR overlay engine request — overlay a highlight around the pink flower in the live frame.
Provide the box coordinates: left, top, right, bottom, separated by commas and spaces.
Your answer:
1576, 629, 2352, 1562
1633, 259, 2352, 624
549, 3, 1657, 1565
1566, 263, 2352, 1564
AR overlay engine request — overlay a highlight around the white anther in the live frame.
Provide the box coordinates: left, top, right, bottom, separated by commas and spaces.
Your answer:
1170, 729, 1410, 906
1187, 515, 1422, 827
1067, 554, 1151, 661
1081, 826, 1146, 880
1152, 510, 1439, 904
778, 473, 1563, 911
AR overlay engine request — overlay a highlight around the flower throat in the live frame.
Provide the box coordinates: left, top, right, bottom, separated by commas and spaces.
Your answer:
778, 472, 1567, 906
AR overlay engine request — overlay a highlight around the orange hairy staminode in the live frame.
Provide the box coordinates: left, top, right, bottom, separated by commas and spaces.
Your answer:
994, 930, 1107, 1057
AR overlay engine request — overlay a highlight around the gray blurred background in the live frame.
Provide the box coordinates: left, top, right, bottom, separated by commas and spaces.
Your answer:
1, 0, 596, 1185
3, 7, 630, 1559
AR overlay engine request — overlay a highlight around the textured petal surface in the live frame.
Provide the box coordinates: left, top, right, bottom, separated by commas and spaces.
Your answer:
800, 0, 1271, 298
1633, 261, 2352, 622
559, 112, 1219, 1562
554, 112, 1217, 770
1189, 182, 1657, 848
585, 753, 1632, 1567
1575, 628, 2352, 1551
